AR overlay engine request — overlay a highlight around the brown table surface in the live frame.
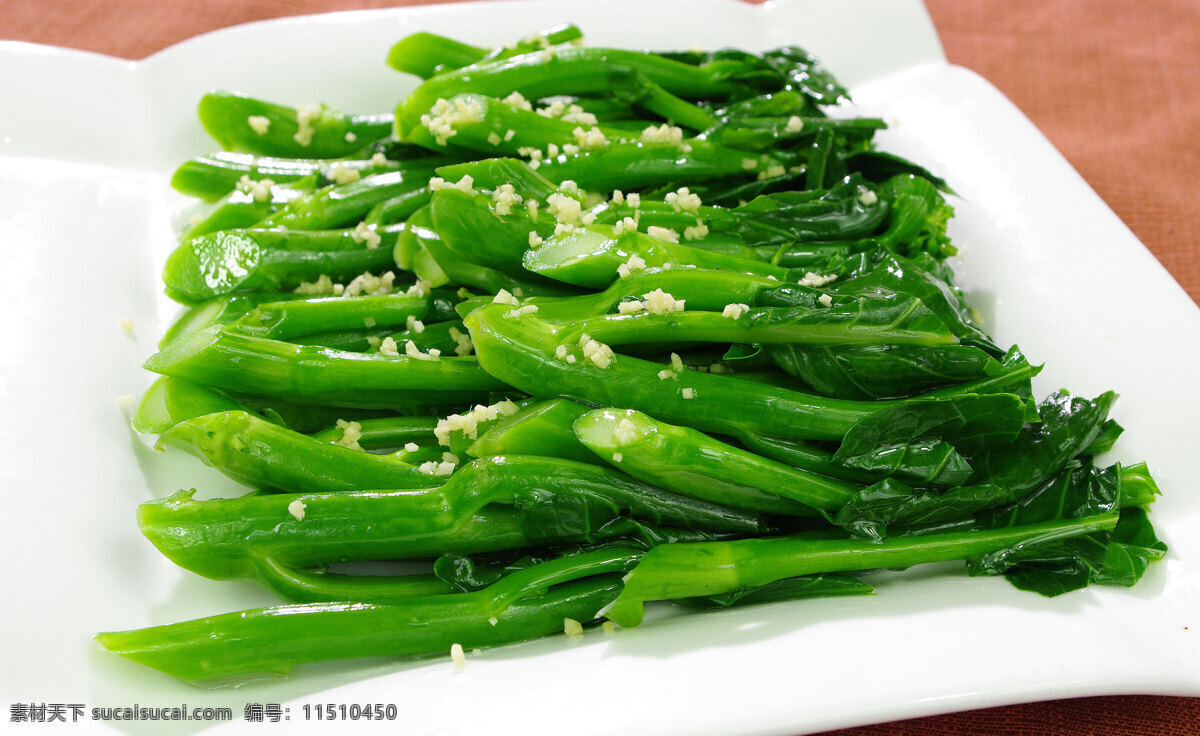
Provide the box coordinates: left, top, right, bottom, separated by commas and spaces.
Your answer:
5, 1, 1198, 734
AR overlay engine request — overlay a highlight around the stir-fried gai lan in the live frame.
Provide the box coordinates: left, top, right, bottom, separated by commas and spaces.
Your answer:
98, 25, 1166, 681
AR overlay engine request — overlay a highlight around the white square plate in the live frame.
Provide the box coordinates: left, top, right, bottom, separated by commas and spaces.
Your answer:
2, 1, 1198, 734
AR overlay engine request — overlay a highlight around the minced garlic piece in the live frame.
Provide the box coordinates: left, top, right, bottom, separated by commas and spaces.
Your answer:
547, 192, 582, 225
405, 340, 441, 361
758, 164, 787, 180
450, 643, 466, 670
379, 337, 400, 357
351, 221, 381, 249
683, 222, 709, 241
646, 226, 680, 243
563, 618, 584, 637
681, 388, 696, 399
343, 270, 395, 297
581, 338, 615, 369
328, 163, 360, 185
721, 303, 750, 319
798, 272, 838, 288
657, 369, 677, 381
504, 304, 539, 319
448, 327, 474, 356
640, 123, 684, 145
434, 400, 521, 445
818, 293, 834, 307
419, 460, 456, 476
785, 115, 804, 133
493, 289, 521, 306
572, 126, 609, 149
665, 187, 702, 213
420, 97, 484, 146
612, 217, 639, 236
617, 254, 646, 278
641, 289, 685, 315
247, 115, 271, 135
670, 352, 684, 372
237, 175, 275, 202
561, 106, 598, 126
429, 174, 476, 195
537, 98, 568, 118
294, 103, 321, 146
405, 279, 433, 298
333, 419, 364, 450
492, 183, 523, 216
403, 442, 420, 453
406, 315, 425, 333
501, 91, 533, 111
288, 499, 306, 521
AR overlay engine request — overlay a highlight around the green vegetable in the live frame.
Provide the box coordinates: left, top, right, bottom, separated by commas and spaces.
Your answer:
574, 408, 855, 515
158, 410, 437, 492
104, 26, 1166, 684
162, 227, 402, 302
138, 455, 761, 581
198, 91, 394, 159
145, 325, 505, 410
606, 512, 1119, 627
98, 575, 623, 682
469, 399, 597, 463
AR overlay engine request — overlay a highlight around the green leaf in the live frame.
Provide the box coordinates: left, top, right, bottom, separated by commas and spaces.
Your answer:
834, 479, 1018, 542
969, 390, 1118, 496
963, 462, 1167, 597
1093, 507, 1168, 587
767, 342, 997, 400
834, 394, 1027, 487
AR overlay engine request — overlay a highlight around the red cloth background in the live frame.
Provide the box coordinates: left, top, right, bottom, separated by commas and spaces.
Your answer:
4, 1, 1198, 733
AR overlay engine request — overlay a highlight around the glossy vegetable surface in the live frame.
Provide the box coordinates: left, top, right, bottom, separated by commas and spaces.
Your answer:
100, 25, 1166, 683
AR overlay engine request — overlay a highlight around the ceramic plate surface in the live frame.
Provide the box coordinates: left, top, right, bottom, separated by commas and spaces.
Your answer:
2, 1, 1198, 734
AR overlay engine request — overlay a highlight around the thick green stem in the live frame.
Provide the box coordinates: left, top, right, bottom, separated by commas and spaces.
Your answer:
607, 512, 1120, 626
158, 410, 438, 493
144, 326, 505, 410
574, 408, 856, 515
97, 576, 621, 682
